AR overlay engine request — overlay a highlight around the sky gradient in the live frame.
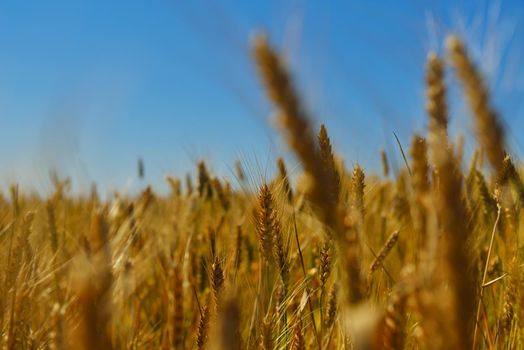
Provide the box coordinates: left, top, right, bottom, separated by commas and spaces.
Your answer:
1, 0, 523, 196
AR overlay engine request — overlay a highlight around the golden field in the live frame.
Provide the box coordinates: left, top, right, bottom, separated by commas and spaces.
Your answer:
0, 34, 522, 349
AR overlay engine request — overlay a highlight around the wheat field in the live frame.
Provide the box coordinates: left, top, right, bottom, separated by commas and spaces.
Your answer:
0, 33, 523, 349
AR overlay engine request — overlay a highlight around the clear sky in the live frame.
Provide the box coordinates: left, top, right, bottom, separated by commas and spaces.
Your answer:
1, 0, 523, 196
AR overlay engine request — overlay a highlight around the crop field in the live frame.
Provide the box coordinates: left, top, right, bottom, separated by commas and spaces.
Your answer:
0, 30, 523, 349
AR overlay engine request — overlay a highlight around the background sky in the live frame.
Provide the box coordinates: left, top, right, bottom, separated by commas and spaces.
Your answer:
1, 0, 523, 196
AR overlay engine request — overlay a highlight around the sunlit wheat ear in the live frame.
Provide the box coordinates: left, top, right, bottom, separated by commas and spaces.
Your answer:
447, 36, 506, 175
9, 184, 19, 217
368, 230, 399, 279
211, 177, 230, 210
197, 160, 213, 199
196, 302, 210, 350
351, 164, 365, 224
410, 135, 430, 254
165, 175, 181, 197
318, 238, 332, 288
46, 200, 59, 254
235, 159, 246, 183
185, 173, 194, 196
426, 53, 448, 131
251, 33, 340, 232
410, 135, 429, 195
272, 218, 289, 296
426, 52, 449, 166
381, 149, 389, 177
318, 124, 341, 203
251, 34, 319, 168
277, 157, 294, 202
255, 184, 276, 264
210, 257, 225, 311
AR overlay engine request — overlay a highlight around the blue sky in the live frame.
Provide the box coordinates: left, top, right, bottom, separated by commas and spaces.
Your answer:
0, 0, 523, 195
